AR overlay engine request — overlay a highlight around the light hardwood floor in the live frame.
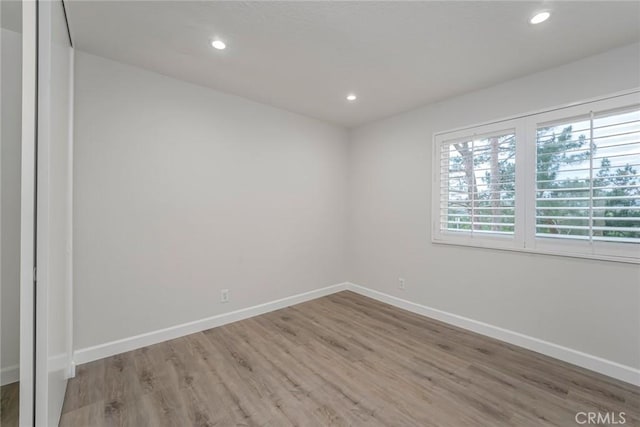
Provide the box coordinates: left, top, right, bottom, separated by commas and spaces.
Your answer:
60, 291, 639, 426
1, 381, 19, 427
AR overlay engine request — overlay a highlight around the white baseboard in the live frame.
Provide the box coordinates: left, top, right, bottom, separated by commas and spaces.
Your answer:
1, 364, 19, 386
72, 281, 639, 387
345, 283, 640, 387
73, 283, 348, 365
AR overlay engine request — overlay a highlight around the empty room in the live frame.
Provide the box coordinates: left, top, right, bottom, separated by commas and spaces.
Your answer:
1, 1, 639, 426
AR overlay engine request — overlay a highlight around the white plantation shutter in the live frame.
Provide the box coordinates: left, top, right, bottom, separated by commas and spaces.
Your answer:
535, 106, 640, 244
438, 129, 517, 238
433, 90, 639, 262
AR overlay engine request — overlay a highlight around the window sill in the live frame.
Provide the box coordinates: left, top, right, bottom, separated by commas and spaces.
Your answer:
431, 237, 640, 265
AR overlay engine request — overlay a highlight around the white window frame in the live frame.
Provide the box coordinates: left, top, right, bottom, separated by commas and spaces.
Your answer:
432, 90, 640, 264
432, 119, 526, 251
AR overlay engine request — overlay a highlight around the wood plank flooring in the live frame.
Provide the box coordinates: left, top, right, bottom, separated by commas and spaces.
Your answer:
60, 291, 640, 426
1, 381, 19, 427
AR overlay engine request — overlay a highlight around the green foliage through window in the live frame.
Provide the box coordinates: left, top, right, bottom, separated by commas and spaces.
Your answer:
535, 109, 639, 243
442, 132, 516, 234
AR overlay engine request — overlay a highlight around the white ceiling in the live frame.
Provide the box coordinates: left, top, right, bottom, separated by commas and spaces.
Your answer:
66, 1, 640, 128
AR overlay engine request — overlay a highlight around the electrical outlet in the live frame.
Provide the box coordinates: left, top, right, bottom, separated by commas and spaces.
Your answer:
221, 289, 229, 303
399, 278, 405, 290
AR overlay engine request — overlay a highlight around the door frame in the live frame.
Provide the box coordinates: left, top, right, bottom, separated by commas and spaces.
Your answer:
19, 1, 37, 425
33, 0, 75, 424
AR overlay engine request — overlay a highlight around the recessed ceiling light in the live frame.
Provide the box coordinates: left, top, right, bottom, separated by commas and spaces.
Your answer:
346, 94, 357, 101
530, 11, 550, 24
211, 40, 226, 50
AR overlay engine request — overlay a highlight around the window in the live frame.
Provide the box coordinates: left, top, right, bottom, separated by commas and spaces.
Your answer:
433, 91, 640, 263
440, 130, 516, 236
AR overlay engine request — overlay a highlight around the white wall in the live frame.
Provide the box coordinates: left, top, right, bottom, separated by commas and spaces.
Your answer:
1, 27, 22, 385
348, 42, 640, 371
73, 52, 348, 351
